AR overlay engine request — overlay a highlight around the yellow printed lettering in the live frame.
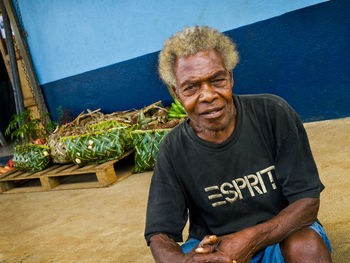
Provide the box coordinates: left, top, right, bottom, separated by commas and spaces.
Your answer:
220, 182, 238, 203
247, 174, 263, 195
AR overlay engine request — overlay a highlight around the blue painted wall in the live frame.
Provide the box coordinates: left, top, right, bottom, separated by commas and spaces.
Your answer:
227, 0, 350, 121
17, 0, 326, 84
41, 0, 350, 122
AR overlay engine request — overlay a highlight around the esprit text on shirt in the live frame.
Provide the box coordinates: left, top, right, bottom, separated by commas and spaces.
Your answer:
204, 165, 277, 207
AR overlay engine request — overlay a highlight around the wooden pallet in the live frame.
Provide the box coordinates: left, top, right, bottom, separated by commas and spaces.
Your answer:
0, 150, 134, 194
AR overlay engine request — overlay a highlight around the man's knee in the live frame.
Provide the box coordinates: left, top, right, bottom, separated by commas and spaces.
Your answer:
281, 227, 332, 263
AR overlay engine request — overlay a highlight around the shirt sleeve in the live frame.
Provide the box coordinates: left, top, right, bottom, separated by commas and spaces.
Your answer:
274, 112, 324, 204
144, 138, 188, 245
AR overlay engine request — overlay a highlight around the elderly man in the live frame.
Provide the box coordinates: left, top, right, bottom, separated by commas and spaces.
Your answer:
145, 26, 332, 263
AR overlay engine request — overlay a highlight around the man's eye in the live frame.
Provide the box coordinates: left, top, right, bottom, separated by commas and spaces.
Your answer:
184, 85, 198, 92
181, 85, 198, 96
213, 79, 226, 83
184, 86, 194, 91
212, 79, 227, 86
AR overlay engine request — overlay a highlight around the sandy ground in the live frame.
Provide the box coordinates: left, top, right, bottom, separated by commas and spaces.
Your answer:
0, 117, 349, 263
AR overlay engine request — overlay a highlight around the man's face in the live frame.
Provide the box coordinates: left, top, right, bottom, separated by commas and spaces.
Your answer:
173, 49, 234, 132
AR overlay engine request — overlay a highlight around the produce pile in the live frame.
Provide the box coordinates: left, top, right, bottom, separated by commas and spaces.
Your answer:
167, 99, 187, 120
0, 158, 14, 175
9, 100, 187, 173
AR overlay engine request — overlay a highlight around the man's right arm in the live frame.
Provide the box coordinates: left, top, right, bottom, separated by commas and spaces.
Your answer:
147, 138, 232, 263
150, 233, 233, 263
149, 234, 184, 262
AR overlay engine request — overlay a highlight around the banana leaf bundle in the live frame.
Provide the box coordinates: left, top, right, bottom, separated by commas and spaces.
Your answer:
47, 109, 134, 164
88, 120, 135, 150
13, 144, 51, 172
132, 129, 171, 173
47, 125, 71, 164
61, 127, 129, 166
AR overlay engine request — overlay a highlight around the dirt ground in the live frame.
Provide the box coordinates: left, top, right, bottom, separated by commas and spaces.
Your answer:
0, 117, 349, 263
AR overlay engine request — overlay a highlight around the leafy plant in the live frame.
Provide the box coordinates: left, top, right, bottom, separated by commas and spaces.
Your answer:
56, 106, 73, 125
5, 110, 57, 145
45, 117, 57, 134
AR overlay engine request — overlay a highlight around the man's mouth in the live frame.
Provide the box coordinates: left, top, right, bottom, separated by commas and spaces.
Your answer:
200, 107, 224, 119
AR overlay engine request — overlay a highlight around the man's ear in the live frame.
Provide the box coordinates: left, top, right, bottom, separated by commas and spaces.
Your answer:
170, 85, 181, 102
166, 85, 178, 100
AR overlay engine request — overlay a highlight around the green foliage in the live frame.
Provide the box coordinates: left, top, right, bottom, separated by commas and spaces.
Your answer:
56, 106, 64, 119
5, 110, 57, 144
45, 118, 57, 134
56, 106, 73, 125
168, 99, 187, 120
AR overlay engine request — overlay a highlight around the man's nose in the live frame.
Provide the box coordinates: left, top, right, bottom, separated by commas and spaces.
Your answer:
199, 82, 218, 102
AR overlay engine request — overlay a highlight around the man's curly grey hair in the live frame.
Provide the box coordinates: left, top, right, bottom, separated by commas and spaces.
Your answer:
158, 26, 239, 87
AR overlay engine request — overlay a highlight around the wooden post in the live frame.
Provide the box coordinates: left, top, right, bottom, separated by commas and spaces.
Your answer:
3, 0, 50, 124
0, 37, 13, 85
0, 12, 38, 110
0, 0, 24, 114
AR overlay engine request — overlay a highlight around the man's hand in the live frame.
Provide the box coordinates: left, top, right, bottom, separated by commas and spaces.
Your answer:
195, 233, 253, 263
183, 249, 234, 263
150, 233, 234, 263
215, 230, 255, 263
184, 235, 234, 263
195, 235, 220, 254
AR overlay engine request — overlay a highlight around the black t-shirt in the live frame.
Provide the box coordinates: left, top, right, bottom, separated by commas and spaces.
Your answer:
145, 94, 324, 244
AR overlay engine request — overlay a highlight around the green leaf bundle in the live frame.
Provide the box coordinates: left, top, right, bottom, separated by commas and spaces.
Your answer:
132, 129, 171, 173
61, 127, 130, 166
13, 144, 51, 172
